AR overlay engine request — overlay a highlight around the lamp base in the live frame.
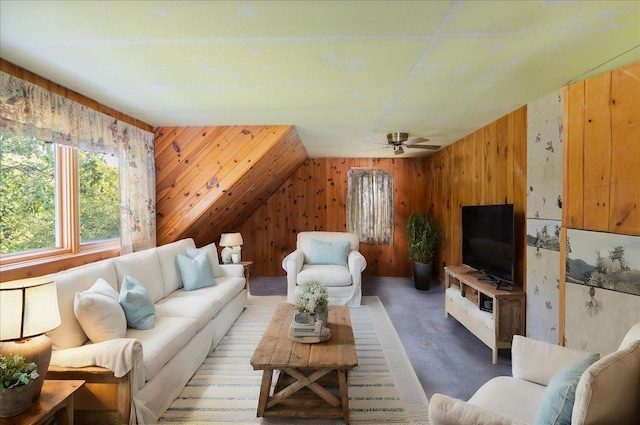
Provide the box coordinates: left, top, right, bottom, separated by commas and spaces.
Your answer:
0, 334, 52, 399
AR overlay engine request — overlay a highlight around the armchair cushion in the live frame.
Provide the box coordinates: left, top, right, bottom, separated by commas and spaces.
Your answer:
306, 239, 350, 266
533, 353, 599, 425
512, 335, 593, 386
298, 264, 352, 287
430, 393, 527, 425
572, 339, 640, 425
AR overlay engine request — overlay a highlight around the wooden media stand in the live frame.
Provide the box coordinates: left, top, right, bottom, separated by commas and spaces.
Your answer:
444, 265, 525, 364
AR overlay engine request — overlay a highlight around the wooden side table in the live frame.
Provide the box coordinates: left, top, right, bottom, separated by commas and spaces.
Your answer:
239, 260, 253, 293
0, 380, 84, 425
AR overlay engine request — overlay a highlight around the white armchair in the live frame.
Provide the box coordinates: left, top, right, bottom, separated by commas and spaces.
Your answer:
429, 321, 640, 425
282, 231, 367, 307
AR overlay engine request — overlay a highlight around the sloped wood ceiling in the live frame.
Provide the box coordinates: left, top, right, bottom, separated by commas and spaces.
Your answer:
155, 125, 307, 247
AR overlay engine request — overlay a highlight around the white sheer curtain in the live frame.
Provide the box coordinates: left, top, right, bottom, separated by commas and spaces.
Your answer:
0, 72, 156, 252
347, 169, 393, 245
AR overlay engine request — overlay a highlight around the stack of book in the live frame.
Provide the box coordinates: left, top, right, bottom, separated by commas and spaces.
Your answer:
289, 311, 330, 343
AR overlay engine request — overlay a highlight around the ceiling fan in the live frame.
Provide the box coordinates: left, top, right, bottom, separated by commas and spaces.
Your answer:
386, 132, 441, 155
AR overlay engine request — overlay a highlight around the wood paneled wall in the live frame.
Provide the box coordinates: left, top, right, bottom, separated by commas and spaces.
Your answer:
563, 61, 640, 235
424, 107, 528, 286
240, 158, 432, 277
154, 125, 307, 247
560, 61, 640, 342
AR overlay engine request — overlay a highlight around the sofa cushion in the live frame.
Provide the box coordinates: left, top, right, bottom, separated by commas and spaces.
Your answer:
186, 242, 223, 278
306, 239, 350, 266
120, 275, 156, 330
533, 353, 600, 425
155, 295, 217, 331
74, 278, 127, 343
112, 248, 165, 303
167, 276, 246, 313
155, 238, 196, 296
298, 264, 352, 287
571, 340, 640, 425
469, 376, 547, 424
176, 252, 217, 291
48, 260, 118, 350
125, 316, 197, 382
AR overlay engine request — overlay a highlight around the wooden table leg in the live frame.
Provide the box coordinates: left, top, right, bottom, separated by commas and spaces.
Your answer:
257, 369, 273, 417
338, 370, 350, 424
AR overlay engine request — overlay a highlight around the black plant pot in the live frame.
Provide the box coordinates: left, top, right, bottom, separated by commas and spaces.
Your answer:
413, 261, 433, 290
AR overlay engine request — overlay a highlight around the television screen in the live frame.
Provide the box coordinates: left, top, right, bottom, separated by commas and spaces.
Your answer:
461, 204, 514, 285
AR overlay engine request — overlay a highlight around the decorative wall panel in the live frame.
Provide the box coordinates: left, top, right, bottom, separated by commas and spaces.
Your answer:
526, 88, 563, 343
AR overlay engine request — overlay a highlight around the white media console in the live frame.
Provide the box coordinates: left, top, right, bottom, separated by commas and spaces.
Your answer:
444, 265, 525, 364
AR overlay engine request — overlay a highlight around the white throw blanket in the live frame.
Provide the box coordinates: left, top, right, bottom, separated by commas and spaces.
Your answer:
51, 338, 144, 424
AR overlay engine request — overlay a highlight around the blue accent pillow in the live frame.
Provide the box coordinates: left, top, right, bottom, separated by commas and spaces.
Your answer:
119, 275, 156, 330
306, 239, 350, 266
533, 353, 600, 425
176, 252, 217, 291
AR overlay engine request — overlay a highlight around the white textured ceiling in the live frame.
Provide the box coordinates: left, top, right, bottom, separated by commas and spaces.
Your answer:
1, 1, 638, 158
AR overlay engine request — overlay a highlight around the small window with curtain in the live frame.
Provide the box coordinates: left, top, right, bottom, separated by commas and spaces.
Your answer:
346, 169, 393, 245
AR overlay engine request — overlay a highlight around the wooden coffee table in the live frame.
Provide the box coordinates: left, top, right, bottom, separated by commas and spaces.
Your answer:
250, 303, 358, 423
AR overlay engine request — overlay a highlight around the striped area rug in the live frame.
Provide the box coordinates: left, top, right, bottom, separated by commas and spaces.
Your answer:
160, 295, 430, 424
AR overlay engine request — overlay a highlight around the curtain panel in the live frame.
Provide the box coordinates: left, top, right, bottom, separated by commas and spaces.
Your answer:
0, 72, 156, 252
347, 169, 393, 245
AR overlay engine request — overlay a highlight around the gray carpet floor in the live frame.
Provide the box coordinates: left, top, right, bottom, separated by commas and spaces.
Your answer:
249, 275, 512, 401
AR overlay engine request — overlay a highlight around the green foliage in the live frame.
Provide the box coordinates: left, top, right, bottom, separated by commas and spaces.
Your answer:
0, 133, 120, 254
0, 354, 39, 393
406, 212, 442, 264
0, 134, 56, 253
78, 150, 120, 243
295, 280, 329, 314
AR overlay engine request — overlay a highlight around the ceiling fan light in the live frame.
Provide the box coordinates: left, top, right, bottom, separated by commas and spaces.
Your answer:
387, 132, 408, 144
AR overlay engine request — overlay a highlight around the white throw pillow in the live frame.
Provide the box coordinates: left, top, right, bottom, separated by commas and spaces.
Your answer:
73, 278, 127, 343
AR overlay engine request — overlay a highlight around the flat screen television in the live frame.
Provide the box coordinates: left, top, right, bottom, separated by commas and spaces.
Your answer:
461, 204, 514, 287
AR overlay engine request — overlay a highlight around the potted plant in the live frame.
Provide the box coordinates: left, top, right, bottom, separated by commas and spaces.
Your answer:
294, 280, 329, 324
0, 354, 40, 417
406, 212, 442, 290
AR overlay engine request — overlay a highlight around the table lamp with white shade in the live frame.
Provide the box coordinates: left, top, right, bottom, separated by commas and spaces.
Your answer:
220, 232, 243, 264
0, 276, 61, 401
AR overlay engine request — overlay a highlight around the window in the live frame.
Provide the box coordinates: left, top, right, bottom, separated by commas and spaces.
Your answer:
0, 133, 119, 261
346, 169, 393, 245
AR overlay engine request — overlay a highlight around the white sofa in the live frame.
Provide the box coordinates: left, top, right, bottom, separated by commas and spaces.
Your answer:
429, 322, 640, 425
45, 238, 247, 424
282, 231, 367, 307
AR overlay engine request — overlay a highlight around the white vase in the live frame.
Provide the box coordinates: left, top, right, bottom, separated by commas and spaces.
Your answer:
231, 253, 241, 263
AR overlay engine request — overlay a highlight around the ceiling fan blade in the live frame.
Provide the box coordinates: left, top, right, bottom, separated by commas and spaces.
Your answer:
406, 144, 441, 150
394, 146, 404, 155
405, 137, 430, 145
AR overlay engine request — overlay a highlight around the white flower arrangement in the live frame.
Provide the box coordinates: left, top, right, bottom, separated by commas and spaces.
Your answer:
294, 280, 328, 315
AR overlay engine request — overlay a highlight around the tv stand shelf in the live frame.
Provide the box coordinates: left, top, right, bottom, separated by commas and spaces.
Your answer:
444, 265, 525, 364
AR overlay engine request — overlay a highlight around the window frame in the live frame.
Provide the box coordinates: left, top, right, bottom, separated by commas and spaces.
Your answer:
0, 142, 120, 270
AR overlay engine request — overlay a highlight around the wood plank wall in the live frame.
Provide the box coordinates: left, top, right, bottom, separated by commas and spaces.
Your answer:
239, 158, 431, 277
561, 61, 640, 341
424, 108, 528, 286
564, 61, 640, 234
154, 125, 307, 247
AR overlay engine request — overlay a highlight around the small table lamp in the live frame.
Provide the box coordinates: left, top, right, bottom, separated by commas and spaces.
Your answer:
220, 232, 243, 264
0, 276, 61, 399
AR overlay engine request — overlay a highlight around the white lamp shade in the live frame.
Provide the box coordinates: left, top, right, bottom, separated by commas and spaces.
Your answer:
0, 276, 61, 341
220, 233, 243, 247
